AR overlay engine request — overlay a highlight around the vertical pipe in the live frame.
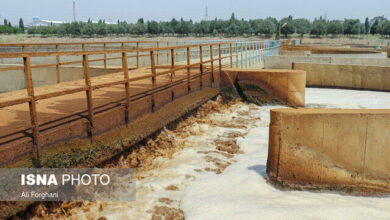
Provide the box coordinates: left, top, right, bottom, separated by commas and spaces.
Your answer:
122, 52, 130, 124
83, 54, 94, 137
24, 56, 40, 161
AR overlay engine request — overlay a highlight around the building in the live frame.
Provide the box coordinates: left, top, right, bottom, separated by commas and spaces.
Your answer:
28, 17, 65, 27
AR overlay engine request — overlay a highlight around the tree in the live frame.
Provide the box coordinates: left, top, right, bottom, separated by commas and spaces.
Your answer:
294, 18, 311, 37
365, 17, 370, 34
19, 18, 24, 32
381, 21, 390, 36
147, 21, 160, 35
370, 20, 380, 34
238, 19, 253, 35
81, 23, 95, 36
279, 16, 295, 38
344, 19, 361, 35
225, 13, 240, 36
257, 19, 276, 36
170, 18, 179, 35
326, 20, 343, 35
176, 18, 191, 36
3, 19, 7, 26
310, 17, 327, 37
132, 18, 146, 35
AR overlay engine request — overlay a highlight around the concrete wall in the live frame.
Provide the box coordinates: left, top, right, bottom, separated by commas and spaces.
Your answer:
267, 108, 390, 193
280, 51, 310, 56
221, 69, 306, 107
309, 52, 387, 59
282, 45, 380, 54
0, 66, 123, 93
294, 63, 390, 91
264, 55, 390, 69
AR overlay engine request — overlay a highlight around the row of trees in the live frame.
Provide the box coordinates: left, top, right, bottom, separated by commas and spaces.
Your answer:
0, 18, 24, 34
281, 16, 390, 37
2, 15, 390, 37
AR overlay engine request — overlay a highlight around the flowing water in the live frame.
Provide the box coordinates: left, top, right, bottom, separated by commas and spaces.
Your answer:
31, 88, 390, 220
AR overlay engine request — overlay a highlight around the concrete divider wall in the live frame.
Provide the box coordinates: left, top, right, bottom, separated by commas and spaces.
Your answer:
221, 69, 306, 106
264, 55, 390, 69
294, 63, 390, 91
267, 108, 390, 192
282, 45, 380, 54
0, 66, 123, 93
264, 56, 331, 69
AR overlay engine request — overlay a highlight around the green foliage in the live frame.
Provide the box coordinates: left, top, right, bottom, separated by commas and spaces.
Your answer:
19, 18, 24, 32
294, 18, 311, 36
344, 19, 361, 35
147, 20, 160, 35
365, 17, 370, 34
132, 18, 146, 35
0, 14, 382, 38
310, 17, 327, 36
370, 20, 380, 34
279, 16, 295, 37
327, 20, 344, 35
382, 21, 390, 36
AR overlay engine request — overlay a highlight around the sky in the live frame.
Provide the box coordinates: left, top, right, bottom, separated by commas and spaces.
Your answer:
0, 0, 389, 25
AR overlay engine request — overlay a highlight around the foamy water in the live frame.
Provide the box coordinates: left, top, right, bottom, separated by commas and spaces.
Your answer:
48, 88, 390, 219
181, 88, 390, 220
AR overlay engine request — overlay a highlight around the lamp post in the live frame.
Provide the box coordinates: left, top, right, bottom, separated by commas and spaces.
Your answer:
278, 23, 287, 40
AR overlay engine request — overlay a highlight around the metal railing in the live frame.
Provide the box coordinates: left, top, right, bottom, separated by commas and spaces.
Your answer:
0, 39, 282, 159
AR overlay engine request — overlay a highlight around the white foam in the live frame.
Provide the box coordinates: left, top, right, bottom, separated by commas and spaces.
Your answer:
181, 89, 390, 220
67, 89, 390, 219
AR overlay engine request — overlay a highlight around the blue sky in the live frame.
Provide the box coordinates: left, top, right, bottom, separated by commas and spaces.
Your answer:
1, 0, 389, 25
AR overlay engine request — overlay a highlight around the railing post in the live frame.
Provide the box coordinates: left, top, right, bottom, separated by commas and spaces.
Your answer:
136, 42, 140, 68
245, 43, 248, 68
83, 54, 94, 137
186, 46, 191, 93
229, 43, 233, 68
156, 42, 159, 65
122, 52, 130, 124
199, 45, 203, 89
170, 48, 175, 101
24, 55, 40, 162
240, 43, 243, 68
104, 43, 107, 74
150, 50, 156, 112
166, 42, 169, 64
56, 44, 61, 83
210, 45, 214, 84
235, 43, 239, 68
218, 43, 222, 74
